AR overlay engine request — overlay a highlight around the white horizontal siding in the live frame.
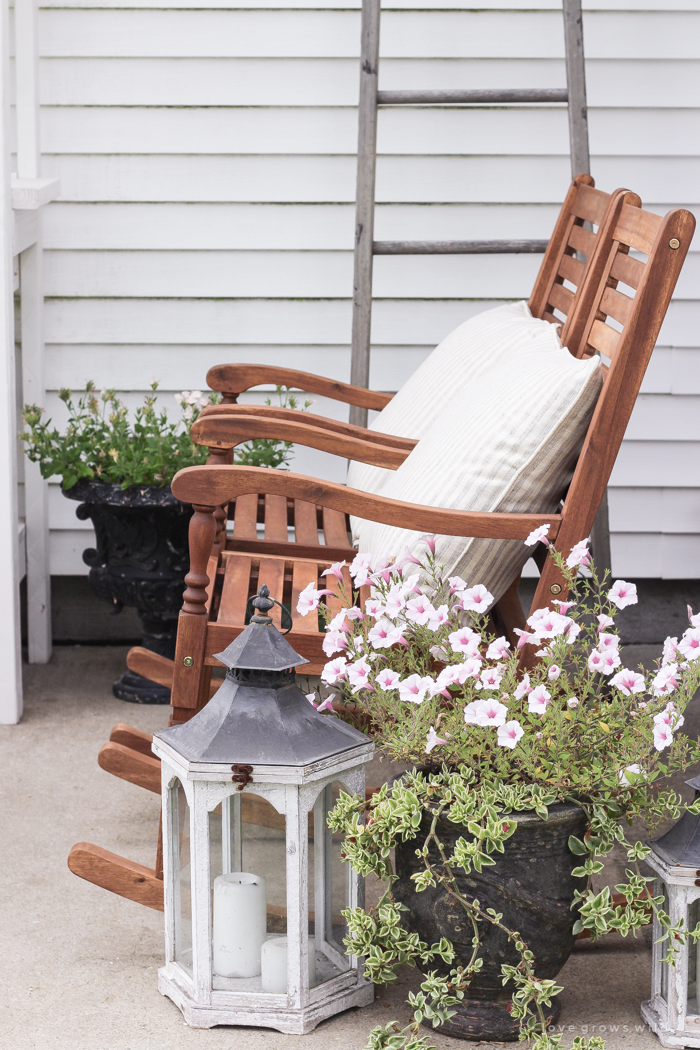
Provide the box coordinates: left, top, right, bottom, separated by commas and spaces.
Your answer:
33, 0, 700, 577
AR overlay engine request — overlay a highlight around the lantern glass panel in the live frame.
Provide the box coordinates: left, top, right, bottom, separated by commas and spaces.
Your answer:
211, 791, 287, 992
170, 779, 192, 975
310, 783, 352, 986
687, 897, 700, 1017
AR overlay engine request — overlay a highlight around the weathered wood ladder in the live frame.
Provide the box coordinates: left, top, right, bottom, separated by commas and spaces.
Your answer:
349, 0, 611, 569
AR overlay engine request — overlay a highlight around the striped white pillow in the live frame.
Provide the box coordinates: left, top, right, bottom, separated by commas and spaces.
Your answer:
347, 300, 546, 500
352, 316, 602, 605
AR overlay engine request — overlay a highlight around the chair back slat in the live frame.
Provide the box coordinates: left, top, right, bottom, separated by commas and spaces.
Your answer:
571, 181, 612, 226
567, 224, 596, 256
600, 285, 634, 328
548, 281, 574, 317
558, 253, 584, 286
610, 252, 644, 290
588, 318, 620, 359
614, 203, 662, 255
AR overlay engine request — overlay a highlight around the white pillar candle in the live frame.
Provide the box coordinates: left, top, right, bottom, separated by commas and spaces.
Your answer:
213, 872, 267, 978
260, 936, 316, 993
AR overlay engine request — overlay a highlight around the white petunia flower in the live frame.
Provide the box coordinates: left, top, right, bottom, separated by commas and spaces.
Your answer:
524, 524, 550, 547
678, 628, 700, 662
528, 685, 551, 714
460, 584, 494, 613
375, 667, 401, 691
321, 657, 347, 685
398, 673, 434, 705
607, 580, 638, 609
609, 668, 646, 696
485, 636, 511, 661
426, 726, 449, 754
497, 720, 524, 749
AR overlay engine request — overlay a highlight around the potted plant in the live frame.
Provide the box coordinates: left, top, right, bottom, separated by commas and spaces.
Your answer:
21, 381, 311, 702
300, 537, 700, 1050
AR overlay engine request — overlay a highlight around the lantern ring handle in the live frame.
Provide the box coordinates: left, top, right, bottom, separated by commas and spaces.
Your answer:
246, 594, 293, 634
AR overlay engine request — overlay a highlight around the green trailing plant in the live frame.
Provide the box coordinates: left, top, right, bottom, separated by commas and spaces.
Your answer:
298, 537, 700, 1050
21, 382, 312, 489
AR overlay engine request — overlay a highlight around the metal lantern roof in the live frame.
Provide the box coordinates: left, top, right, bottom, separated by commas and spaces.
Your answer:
650, 773, 700, 867
154, 587, 368, 767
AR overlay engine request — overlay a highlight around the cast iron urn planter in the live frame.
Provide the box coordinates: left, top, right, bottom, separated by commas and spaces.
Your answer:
63, 479, 193, 703
393, 798, 587, 1042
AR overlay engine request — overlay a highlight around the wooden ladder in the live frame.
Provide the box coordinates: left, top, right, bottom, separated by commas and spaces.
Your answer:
349, 0, 611, 571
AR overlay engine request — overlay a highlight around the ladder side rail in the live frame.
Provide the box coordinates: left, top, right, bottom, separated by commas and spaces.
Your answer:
15, 0, 51, 662
349, 0, 380, 429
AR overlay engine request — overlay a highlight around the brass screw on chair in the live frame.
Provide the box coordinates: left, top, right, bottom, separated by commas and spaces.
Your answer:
550, 584, 562, 595
183, 656, 194, 666
669, 238, 680, 249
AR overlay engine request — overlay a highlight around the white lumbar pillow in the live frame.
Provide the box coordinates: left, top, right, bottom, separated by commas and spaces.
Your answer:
352, 314, 602, 605
347, 300, 552, 501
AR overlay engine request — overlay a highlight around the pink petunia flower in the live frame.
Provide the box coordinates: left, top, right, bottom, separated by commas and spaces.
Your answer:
398, 673, 434, 705
349, 552, 373, 587
548, 664, 562, 681
653, 721, 674, 752
662, 636, 679, 665
464, 701, 482, 725
598, 632, 620, 653
364, 598, 385, 619
375, 667, 401, 691
322, 561, 347, 583
553, 600, 577, 615
426, 726, 448, 754
599, 650, 622, 675
448, 626, 481, 656
497, 720, 524, 749
654, 703, 684, 732
455, 656, 483, 680
566, 538, 591, 570
321, 657, 347, 685
678, 628, 700, 662
609, 668, 646, 696
427, 604, 451, 631
607, 580, 638, 610
384, 585, 407, 619
328, 610, 350, 633
597, 613, 615, 632
400, 546, 422, 568
477, 667, 503, 692
316, 697, 335, 713
460, 584, 494, 613
322, 630, 349, 657
405, 596, 436, 627
421, 534, 438, 555
297, 582, 333, 616
485, 636, 511, 661
447, 575, 467, 596
652, 664, 679, 697
688, 605, 700, 628
514, 674, 532, 700
524, 524, 550, 547
567, 697, 579, 708
346, 606, 364, 621
474, 697, 508, 727
514, 629, 537, 650
346, 656, 372, 693
528, 685, 551, 714
368, 618, 404, 650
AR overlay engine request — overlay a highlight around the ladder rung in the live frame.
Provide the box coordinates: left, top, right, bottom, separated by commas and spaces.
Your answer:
373, 240, 549, 255
376, 89, 568, 106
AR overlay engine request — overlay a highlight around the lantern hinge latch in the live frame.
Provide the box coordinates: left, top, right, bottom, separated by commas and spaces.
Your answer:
231, 763, 254, 790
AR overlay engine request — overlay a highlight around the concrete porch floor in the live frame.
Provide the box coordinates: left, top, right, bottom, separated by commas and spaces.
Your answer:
0, 645, 692, 1050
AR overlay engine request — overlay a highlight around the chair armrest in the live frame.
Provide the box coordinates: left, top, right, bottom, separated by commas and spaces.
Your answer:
172, 464, 562, 540
199, 403, 415, 450
206, 363, 394, 410
191, 414, 411, 469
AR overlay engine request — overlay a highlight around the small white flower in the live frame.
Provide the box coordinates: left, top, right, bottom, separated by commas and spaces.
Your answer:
368, 618, 404, 650
653, 722, 673, 751
322, 630, 348, 658
597, 613, 615, 632
597, 632, 620, 652
548, 664, 562, 681
384, 585, 407, 619
607, 580, 638, 610
477, 667, 503, 692
346, 656, 372, 693
364, 598, 385, 619
497, 719, 524, 749
297, 582, 323, 616
567, 697, 579, 708
427, 604, 450, 631
662, 636, 679, 665
405, 596, 435, 626
566, 538, 591, 570
474, 698, 508, 727
447, 575, 468, 595
654, 704, 685, 732
448, 626, 481, 656
652, 664, 679, 697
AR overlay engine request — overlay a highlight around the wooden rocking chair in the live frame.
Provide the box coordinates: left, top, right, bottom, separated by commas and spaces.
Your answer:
68, 182, 695, 913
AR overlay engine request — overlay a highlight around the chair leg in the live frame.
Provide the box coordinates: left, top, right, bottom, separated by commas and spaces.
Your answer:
67, 843, 164, 911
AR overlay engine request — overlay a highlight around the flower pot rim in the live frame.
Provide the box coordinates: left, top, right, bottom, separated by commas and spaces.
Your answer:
61, 478, 187, 509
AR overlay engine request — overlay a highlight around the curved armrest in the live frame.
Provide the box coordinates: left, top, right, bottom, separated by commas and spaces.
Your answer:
172, 464, 562, 540
206, 364, 394, 411
191, 415, 411, 469
199, 403, 415, 450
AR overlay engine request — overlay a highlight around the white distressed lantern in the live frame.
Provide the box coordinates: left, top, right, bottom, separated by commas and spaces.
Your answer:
152, 587, 374, 1033
642, 774, 700, 1047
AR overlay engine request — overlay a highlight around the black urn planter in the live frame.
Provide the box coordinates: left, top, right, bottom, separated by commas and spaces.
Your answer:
394, 800, 587, 1042
63, 480, 193, 704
